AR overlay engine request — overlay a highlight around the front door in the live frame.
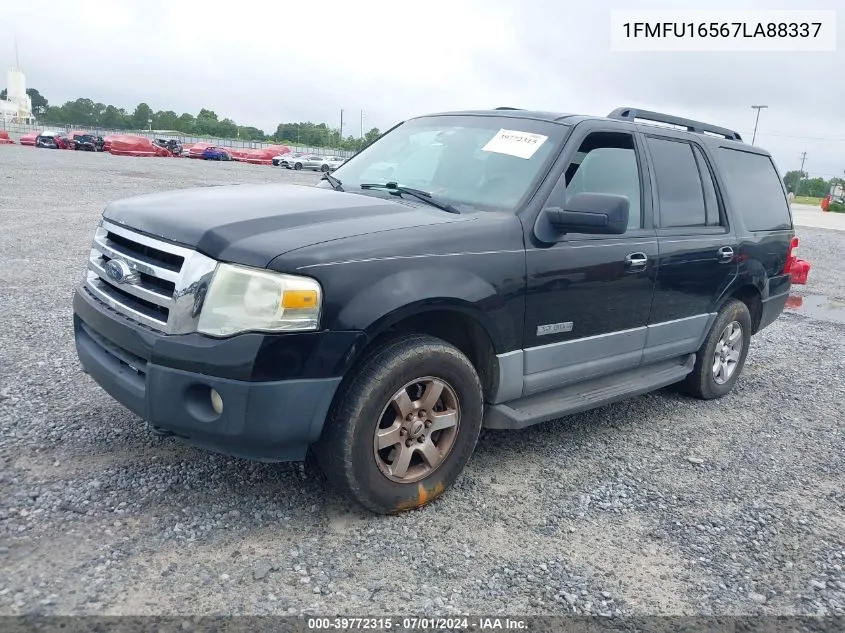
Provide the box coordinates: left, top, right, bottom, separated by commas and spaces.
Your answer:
521, 124, 657, 397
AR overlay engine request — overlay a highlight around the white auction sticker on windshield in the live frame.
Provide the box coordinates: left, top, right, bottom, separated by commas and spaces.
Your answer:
482, 129, 548, 159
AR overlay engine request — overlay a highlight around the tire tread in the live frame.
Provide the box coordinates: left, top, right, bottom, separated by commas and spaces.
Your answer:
679, 299, 751, 400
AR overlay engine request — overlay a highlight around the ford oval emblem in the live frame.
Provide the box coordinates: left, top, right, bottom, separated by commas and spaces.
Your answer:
104, 259, 132, 284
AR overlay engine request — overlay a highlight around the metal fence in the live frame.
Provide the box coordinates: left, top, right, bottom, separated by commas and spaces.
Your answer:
0, 121, 355, 158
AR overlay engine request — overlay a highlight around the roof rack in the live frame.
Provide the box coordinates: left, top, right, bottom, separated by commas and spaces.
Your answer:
494, 106, 523, 111
607, 107, 742, 142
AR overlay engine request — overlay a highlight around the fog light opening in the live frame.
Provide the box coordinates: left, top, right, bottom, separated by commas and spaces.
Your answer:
210, 388, 224, 415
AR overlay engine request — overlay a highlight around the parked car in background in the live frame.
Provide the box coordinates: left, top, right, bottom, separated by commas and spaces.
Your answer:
202, 147, 231, 161
55, 133, 74, 150
35, 132, 65, 149
35, 135, 58, 149
322, 156, 346, 171
72, 134, 106, 152
154, 138, 183, 156
274, 152, 302, 168
291, 154, 345, 172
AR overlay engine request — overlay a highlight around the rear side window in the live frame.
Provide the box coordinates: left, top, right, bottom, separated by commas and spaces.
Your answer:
692, 146, 721, 227
717, 148, 792, 231
646, 137, 707, 227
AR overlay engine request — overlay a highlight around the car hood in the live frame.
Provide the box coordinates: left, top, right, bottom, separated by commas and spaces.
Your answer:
102, 184, 472, 268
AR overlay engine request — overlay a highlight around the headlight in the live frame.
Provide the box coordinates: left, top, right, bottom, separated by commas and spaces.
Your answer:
197, 263, 322, 336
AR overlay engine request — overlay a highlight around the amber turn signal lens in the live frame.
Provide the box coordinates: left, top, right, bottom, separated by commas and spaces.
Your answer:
282, 290, 319, 309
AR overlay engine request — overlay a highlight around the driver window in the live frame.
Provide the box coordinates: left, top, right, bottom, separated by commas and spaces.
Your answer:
550, 132, 642, 230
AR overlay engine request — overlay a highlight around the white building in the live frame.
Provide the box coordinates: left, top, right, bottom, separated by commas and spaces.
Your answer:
1, 67, 35, 124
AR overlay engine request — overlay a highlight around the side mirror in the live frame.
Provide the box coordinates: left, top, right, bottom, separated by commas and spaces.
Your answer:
544, 192, 629, 235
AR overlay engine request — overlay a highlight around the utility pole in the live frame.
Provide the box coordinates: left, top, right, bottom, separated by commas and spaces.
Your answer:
795, 152, 807, 196
339, 109, 344, 143
750, 105, 768, 145
360, 110, 364, 138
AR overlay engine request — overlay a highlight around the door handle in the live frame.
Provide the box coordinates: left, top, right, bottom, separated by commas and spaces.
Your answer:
625, 252, 648, 269
717, 246, 734, 263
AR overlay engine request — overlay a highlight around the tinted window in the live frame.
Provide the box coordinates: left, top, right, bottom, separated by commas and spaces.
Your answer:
647, 138, 706, 228
692, 145, 721, 226
717, 148, 792, 231
563, 135, 642, 230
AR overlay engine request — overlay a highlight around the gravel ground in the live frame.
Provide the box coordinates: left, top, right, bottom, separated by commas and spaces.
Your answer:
1, 146, 844, 617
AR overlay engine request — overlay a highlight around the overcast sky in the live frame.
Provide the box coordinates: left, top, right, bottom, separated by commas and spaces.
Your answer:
2, 0, 843, 178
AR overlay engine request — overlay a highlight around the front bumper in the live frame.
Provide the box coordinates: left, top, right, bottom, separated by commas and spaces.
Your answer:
73, 288, 363, 462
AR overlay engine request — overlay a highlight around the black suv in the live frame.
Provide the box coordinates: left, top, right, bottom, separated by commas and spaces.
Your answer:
73, 134, 105, 152
72, 107, 798, 514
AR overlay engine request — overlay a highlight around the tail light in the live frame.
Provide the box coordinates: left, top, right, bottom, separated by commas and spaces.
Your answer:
784, 237, 799, 274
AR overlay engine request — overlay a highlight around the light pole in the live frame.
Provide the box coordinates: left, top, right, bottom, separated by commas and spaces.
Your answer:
794, 152, 807, 196
148, 118, 152, 132
750, 105, 767, 145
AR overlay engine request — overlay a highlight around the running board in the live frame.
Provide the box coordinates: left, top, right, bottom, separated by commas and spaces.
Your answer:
483, 354, 695, 430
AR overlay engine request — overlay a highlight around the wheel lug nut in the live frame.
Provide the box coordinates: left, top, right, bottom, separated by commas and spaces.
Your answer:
399, 428, 407, 436
418, 410, 426, 418
424, 420, 432, 428
417, 436, 425, 443
405, 440, 413, 447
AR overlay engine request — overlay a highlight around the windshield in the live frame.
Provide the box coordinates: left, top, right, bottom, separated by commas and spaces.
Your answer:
331, 115, 568, 211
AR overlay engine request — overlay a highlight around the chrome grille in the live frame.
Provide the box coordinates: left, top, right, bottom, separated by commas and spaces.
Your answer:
85, 219, 218, 334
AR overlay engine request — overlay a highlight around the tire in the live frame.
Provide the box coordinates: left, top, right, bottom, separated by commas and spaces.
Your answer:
294, 162, 302, 170
313, 334, 483, 514
679, 299, 752, 400
320, 164, 329, 172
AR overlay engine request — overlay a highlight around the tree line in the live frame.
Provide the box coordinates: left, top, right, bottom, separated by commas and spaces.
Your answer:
783, 170, 843, 198
1, 88, 381, 151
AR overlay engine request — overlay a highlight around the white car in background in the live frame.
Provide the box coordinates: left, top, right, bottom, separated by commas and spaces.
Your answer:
289, 155, 346, 172
322, 156, 346, 171
272, 152, 302, 167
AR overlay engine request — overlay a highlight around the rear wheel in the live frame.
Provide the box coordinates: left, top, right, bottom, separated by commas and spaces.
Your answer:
679, 299, 752, 399
314, 334, 483, 514
294, 162, 302, 170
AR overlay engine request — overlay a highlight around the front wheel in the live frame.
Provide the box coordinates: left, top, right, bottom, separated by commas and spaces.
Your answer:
679, 298, 752, 399
320, 164, 329, 172
294, 162, 302, 170
314, 334, 483, 514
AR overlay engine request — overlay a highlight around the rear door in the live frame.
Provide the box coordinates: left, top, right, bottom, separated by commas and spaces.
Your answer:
641, 131, 738, 365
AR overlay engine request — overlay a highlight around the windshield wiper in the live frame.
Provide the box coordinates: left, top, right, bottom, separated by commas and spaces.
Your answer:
359, 182, 460, 214
321, 171, 344, 191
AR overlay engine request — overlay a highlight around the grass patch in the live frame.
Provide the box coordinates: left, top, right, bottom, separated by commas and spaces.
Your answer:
794, 196, 823, 206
